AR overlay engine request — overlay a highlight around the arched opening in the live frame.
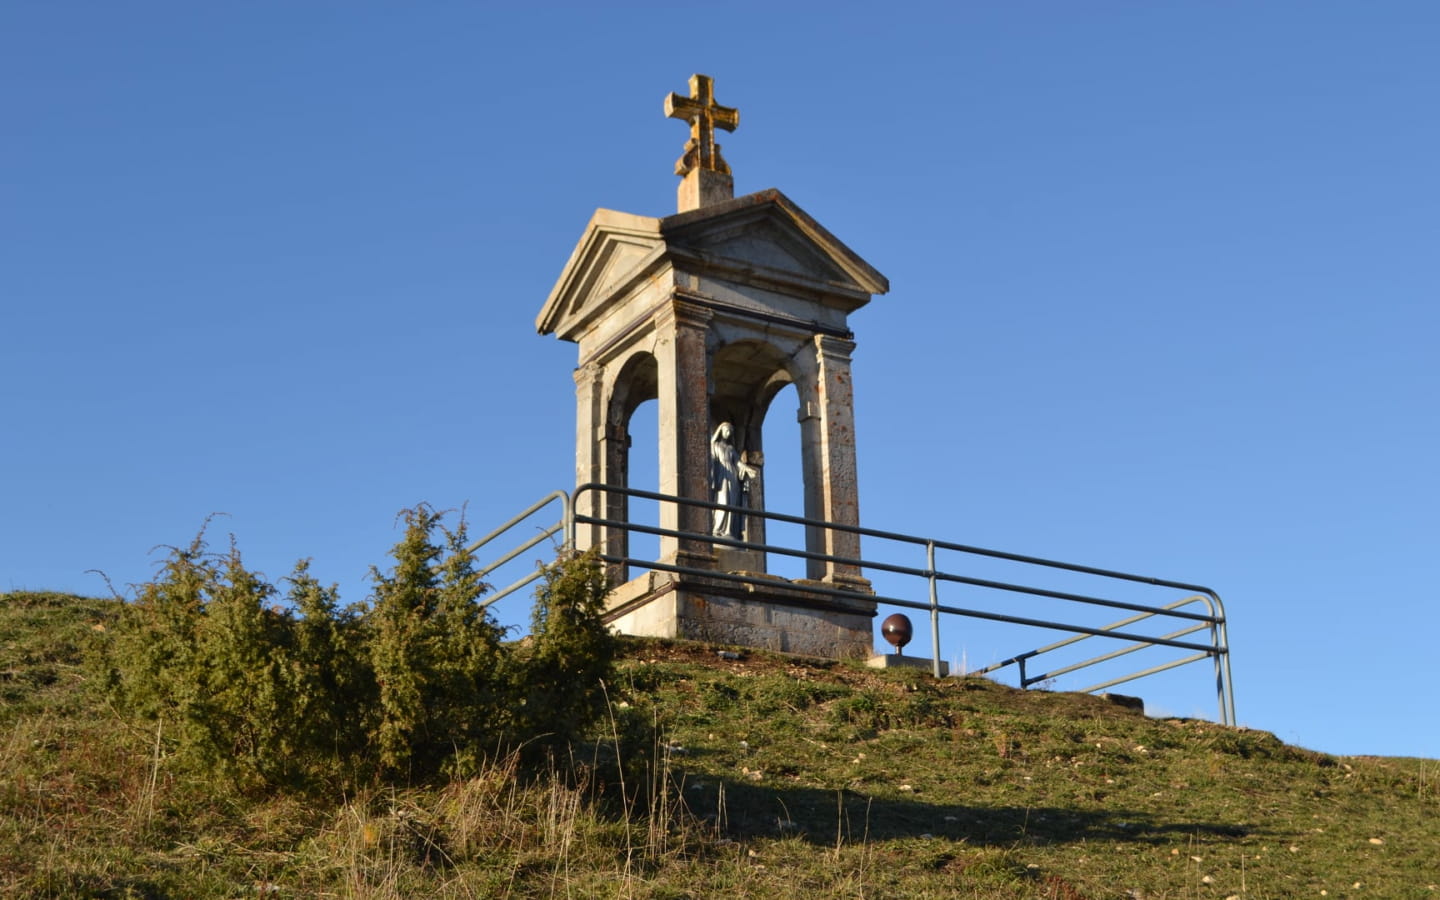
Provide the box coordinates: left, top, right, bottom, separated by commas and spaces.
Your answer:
626, 397, 660, 570
760, 381, 806, 580
606, 352, 658, 580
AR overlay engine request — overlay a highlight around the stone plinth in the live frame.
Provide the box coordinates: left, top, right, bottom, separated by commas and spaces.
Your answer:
677, 169, 733, 212
714, 547, 764, 573
605, 569, 876, 659
866, 654, 950, 676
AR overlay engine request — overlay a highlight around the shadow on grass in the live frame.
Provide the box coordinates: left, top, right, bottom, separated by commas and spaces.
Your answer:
682, 778, 1262, 847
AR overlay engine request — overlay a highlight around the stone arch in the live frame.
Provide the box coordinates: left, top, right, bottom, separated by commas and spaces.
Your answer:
710, 338, 797, 448
608, 350, 659, 428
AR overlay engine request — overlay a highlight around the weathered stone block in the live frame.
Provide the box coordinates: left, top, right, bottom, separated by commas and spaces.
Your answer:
604, 570, 876, 659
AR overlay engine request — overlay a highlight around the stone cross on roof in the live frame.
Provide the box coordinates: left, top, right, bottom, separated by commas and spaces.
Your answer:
664, 74, 738, 211
664, 73, 738, 175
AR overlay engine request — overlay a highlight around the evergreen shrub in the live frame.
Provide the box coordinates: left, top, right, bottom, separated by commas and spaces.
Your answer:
100, 505, 616, 791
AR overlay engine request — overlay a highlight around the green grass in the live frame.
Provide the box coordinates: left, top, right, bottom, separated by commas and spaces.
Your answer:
3, 590, 1436, 898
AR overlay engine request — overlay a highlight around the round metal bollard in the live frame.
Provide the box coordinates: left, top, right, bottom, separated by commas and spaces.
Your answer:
881, 613, 913, 653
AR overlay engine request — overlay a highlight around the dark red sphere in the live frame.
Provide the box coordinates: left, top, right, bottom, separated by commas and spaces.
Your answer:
881, 613, 913, 651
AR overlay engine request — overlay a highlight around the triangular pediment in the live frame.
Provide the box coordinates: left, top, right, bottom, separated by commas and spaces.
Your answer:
536, 209, 665, 340
537, 190, 889, 342
690, 219, 849, 286
660, 189, 889, 303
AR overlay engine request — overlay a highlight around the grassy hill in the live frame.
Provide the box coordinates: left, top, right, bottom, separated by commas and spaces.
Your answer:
2, 590, 1435, 898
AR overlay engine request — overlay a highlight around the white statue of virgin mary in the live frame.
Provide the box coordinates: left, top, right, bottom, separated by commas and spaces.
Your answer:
709, 421, 759, 539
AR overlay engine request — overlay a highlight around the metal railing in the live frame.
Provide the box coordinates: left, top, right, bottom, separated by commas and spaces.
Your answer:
969, 593, 1228, 702
465, 490, 571, 608
569, 483, 1235, 725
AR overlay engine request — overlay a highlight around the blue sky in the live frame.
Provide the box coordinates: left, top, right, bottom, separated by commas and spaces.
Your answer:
3, 2, 1436, 759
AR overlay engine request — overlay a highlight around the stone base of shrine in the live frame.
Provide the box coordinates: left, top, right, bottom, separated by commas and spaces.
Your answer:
604, 568, 877, 659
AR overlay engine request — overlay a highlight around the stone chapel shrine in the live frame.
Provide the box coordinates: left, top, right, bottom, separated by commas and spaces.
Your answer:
536, 75, 889, 658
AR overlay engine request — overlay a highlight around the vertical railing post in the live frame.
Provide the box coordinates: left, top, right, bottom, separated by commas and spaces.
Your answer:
927, 540, 941, 679
1216, 600, 1236, 727
562, 490, 574, 555
1210, 619, 1226, 725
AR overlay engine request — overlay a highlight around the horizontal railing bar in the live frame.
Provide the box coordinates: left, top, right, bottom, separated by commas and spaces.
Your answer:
480, 567, 546, 610
917, 605, 1217, 656
465, 490, 570, 614
1020, 622, 1211, 685
575, 514, 937, 581
929, 571, 1218, 624
580, 511, 1219, 626
970, 656, 1031, 676
469, 490, 569, 555
476, 523, 563, 578
577, 482, 1222, 599
600, 554, 872, 604
583, 483, 903, 539
1078, 652, 1212, 696
602, 553, 1218, 655
984, 595, 1213, 664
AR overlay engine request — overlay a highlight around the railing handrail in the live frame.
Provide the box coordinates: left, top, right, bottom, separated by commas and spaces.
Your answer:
568, 482, 1235, 725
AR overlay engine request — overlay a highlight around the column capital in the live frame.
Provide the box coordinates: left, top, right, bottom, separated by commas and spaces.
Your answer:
573, 358, 605, 386
656, 295, 715, 331
814, 333, 857, 360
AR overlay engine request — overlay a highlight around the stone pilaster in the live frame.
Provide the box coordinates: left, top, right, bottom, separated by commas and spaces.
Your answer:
572, 361, 605, 554
811, 334, 864, 584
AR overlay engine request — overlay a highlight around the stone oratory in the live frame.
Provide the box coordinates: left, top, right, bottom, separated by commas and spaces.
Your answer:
536, 75, 888, 657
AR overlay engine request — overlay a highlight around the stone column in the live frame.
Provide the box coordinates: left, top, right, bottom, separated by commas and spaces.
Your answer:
741, 447, 766, 549
797, 386, 826, 579
600, 414, 630, 579
810, 334, 864, 585
654, 298, 714, 565
572, 361, 605, 555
